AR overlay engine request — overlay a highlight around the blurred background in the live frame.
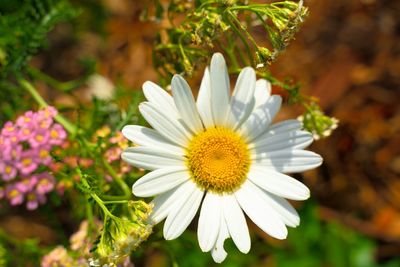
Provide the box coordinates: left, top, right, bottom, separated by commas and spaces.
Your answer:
1, 0, 400, 266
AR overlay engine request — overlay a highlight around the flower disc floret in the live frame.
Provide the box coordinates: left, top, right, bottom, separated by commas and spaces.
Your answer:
186, 127, 250, 193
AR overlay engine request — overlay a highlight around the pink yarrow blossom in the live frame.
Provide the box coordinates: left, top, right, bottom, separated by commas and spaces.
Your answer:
0, 106, 67, 210
16, 175, 39, 193
16, 150, 38, 176
26, 191, 46, 210
35, 145, 53, 166
49, 124, 67, 145
0, 161, 17, 181
36, 172, 55, 195
6, 185, 24, 206
16, 111, 36, 127
3, 143, 23, 161
29, 129, 50, 148
1, 121, 17, 137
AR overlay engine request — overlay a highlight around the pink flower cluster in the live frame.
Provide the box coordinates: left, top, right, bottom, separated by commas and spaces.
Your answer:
0, 107, 66, 210
103, 131, 132, 181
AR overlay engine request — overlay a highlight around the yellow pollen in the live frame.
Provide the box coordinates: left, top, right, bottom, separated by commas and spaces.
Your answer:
22, 158, 32, 166
6, 126, 14, 132
8, 189, 20, 198
39, 179, 49, 186
39, 150, 49, 158
5, 166, 12, 174
35, 134, 44, 141
51, 130, 58, 138
186, 127, 250, 193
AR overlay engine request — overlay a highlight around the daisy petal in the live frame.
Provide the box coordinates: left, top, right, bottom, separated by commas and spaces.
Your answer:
198, 192, 221, 252
247, 166, 310, 201
132, 167, 189, 197
250, 130, 313, 151
267, 119, 303, 133
122, 125, 184, 155
196, 67, 214, 128
239, 95, 282, 142
139, 102, 192, 146
164, 183, 204, 240
254, 79, 271, 109
172, 75, 204, 133
122, 147, 184, 170
252, 149, 323, 173
211, 215, 229, 263
235, 180, 287, 240
150, 181, 192, 224
222, 194, 251, 253
258, 191, 300, 227
225, 67, 256, 129
210, 53, 230, 126
142, 81, 179, 117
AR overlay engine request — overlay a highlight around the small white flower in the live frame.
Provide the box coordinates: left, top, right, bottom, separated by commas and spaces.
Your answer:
122, 53, 322, 263
85, 74, 115, 100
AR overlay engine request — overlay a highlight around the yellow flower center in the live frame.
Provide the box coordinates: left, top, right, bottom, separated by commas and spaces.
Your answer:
186, 127, 250, 193
39, 149, 49, 158
51, 130, 58, 138
8, 189, 20, 198
5, 166, 12, 174
22, 158, 32, 166
23, 129, 30, 136
35, 134, 44, 141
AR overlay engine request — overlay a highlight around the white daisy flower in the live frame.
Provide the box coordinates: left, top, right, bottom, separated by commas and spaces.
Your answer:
121, 53, 322, 263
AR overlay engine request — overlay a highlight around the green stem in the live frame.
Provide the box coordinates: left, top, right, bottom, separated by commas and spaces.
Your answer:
90, 192, 119, 220
86, 200, 95, 231
27, 67, 85, 92
116, 93, 143, 130
227, 10, 259, 50
223, 11, 253, 64
102, 158, 131, 196
102, 194, 132, 201
103, 200, 129, 204
17, 77, 78, 135
223, 37, 240, 72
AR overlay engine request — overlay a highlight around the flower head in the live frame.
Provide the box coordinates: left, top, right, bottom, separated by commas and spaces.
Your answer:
49, 124, 67, 145
0, 106, 66, 210
122, 53, 322, 262
6, 185, 24, 206
0, 162, 17, 181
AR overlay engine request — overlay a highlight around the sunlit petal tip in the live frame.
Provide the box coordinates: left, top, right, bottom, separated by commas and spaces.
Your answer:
210, 52, 230, 126
171, 74, 203, 133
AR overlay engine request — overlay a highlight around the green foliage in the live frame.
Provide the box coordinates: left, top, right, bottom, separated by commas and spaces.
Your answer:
274, 202, 400, 267
143, 0, 337, 139
145, 0, 307, 83
0, 242, 6, 267
0, 0, 79, 78
299, 101, 339, 140
0, 230, 44, 267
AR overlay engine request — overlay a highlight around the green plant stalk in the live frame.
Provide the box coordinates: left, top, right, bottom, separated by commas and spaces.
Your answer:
103, 200, 129, 204
226, 10, 260, 51
223, 12, 253, 63
102, 158, 131, 196
28, 67, 85, 92
17, 77, 78, 135
86, 200, 95, 231
90, 191, 119, 221
101, 194, 132, 201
